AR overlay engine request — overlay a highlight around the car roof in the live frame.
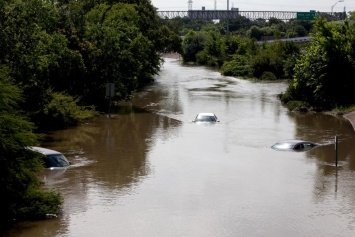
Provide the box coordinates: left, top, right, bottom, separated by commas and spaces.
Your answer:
197, 113, 216, 117
29, 146, 63, 155
276, 139, 313, 144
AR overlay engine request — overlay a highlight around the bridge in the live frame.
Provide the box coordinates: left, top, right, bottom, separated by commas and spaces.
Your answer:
157, 10, 344, 21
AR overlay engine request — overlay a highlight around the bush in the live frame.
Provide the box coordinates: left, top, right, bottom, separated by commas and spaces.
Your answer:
259, 71, 277, 80
286, 100, 311, 112
39, 92, 98, 131
15, 189, 63, 221
221, 55, 251, 77
0, 77, 63, 230
196, 50, 220, 67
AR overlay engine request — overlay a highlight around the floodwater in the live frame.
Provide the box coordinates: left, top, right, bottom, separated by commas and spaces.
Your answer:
4, 58, 355, 237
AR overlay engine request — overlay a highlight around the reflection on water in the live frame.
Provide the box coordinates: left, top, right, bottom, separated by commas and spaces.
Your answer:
42, 111, 182, 189
5, 58, 355, 237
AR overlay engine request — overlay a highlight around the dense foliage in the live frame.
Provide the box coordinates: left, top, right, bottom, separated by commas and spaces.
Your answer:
0, 0, 180, 131
280, 19, 355, 111
169, 15, 313, 39
179, 14, 355, 111
0, 0, 180, 230
0, 68, 62, 231
176, 17, 309, 79
182, 29, 301, 80
179, 15, 310, 80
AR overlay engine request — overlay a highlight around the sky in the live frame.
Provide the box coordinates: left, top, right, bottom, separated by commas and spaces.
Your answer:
150, 0, 354, 13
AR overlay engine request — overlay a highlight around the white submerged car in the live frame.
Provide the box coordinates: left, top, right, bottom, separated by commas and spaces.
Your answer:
271, 139, 318, 151
29, 146, 71, 168
193, 113, 219, 123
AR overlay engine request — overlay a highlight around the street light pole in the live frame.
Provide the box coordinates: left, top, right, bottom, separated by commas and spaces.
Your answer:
331, 0, 344, 15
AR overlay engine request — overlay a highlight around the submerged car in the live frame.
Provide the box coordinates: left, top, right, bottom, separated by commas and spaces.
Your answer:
29, 146, 71, 168
193, 113, 219, 123
271, 139, 318, 151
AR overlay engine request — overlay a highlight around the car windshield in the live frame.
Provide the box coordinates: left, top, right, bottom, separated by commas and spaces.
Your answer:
195, 115, 216, 122
272, 143, 294, 150
45, 154, 70, 168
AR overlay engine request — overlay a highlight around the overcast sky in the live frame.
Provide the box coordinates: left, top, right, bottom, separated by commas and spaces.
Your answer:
150, 0, 353, 13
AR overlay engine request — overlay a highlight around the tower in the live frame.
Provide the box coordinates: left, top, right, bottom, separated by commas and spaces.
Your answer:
214, 0, 217, 10
188, 0, 193, 11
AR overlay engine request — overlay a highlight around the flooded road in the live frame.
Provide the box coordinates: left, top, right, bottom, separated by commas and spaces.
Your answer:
5, 58, 355, 237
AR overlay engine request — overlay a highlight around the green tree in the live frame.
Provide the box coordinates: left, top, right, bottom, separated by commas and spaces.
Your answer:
220, 36, 254, 77
155, 25, 182, 53
1, 0, 171, 121
250, 41, 299, 79
182, 30, 208, 62
0, 0, 91, 130
293, 25, 307, 37
0, 66, 62, 231
84, 2, 162, 101
221, 54, 251, 77
247, 26, 264, 40
222, 35, 251, 59
196, 31, 224, 67
281, 19, 355, 110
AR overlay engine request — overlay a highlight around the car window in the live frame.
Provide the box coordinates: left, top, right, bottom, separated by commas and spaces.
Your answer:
45, 154, 70, 168
207, 116, 216, 121
196, 116, 216, 122
294, 144, 304, 150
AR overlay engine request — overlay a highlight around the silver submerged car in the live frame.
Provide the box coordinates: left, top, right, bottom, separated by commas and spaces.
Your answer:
29, 146, 71, 168
271, 139, 318, 151
193, 113, 219, 123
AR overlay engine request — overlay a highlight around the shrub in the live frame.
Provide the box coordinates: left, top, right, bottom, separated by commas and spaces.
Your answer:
286, 100, 311, 112
40, 92, 98, 130
221, 55, 251, 77
259, 71, 277, 80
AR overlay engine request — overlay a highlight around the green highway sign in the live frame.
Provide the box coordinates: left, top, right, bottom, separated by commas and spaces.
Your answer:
297, 11, 316, 20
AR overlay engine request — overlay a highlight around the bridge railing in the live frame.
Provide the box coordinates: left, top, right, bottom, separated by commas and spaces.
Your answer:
157, 10, 345, 21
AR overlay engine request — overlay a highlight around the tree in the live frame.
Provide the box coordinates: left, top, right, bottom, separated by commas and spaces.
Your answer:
182, 30, 208, 63
0, 0, 91, 130
84, 2, 162, 101
1, 0, 173, 120
196, 30, 224, 67
223, 16, 252, 34
281, 19, 355, 110
247, 26, 263, 41
0, 66, 62, 231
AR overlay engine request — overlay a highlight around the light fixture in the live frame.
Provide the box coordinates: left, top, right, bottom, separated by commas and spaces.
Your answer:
331, 0, 345, 15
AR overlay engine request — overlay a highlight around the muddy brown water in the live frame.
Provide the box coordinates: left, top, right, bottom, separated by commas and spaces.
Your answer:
4, 58, 355, 237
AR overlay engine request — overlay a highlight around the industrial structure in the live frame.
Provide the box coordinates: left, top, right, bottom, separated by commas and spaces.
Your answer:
187, 0, 192, 11
156, 1, 346, 21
